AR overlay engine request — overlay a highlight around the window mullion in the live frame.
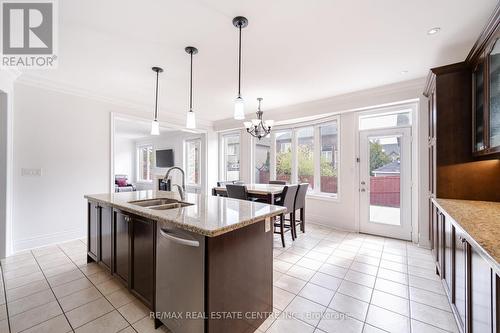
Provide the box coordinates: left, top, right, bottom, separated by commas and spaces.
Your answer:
291, 129, 298, 184
314, 126, 321, 192
270, 132, 276, 181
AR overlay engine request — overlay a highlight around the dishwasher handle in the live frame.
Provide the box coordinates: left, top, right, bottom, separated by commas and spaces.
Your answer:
159, 228, 200, 247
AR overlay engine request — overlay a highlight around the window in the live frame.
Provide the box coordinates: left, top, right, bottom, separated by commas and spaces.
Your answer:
185, 139, 201, 186
297, 127, 314, 189
275, 130, 292, 183
254, 136, 271, 183
319, 123, 338, 194
222, 133, 240, 181
137, 144, 153, 182
359, 109, 411, 130
272, 119, 339, 196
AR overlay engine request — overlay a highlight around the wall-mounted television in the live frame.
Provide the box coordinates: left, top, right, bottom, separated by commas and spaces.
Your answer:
156, 149, 174, 168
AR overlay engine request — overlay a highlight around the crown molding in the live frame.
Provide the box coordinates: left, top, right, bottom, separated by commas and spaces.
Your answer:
213, 77, 426, 131
15, 73, 214, 130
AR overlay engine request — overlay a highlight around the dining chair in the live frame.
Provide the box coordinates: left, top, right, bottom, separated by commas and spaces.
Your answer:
217, 180, 235, 187
226, 184, 249, 200
269, 180, 287, 185
274, 185, 298, 247
292, 183, 309, 238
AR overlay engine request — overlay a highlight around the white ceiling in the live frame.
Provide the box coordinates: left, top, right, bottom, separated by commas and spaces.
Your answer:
19, 0, 497, 123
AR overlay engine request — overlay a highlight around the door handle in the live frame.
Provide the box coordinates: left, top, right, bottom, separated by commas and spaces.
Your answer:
361, 181, 366, 185
360, 189, 366, 192
160, 228, 199, 247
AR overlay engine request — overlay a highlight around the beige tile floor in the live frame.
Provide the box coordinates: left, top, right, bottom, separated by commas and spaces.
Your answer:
0, 223, 458, 333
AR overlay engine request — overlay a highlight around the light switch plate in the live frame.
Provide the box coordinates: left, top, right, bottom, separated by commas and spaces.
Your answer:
21, 168, 42, 176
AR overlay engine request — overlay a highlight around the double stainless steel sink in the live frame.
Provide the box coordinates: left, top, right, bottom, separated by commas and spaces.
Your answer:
128, 198, 193, 210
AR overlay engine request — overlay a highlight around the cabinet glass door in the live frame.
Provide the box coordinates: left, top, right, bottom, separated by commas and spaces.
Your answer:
474, 62, 485, 151
489, 39, 500, 148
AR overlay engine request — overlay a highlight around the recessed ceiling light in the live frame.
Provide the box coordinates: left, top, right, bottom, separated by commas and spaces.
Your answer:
427, 27, 441, 35
401, 70, 408, 75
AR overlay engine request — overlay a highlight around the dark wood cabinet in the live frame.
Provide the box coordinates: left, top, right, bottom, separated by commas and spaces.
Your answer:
432, 201, 499, 333
87, 201, 99, 261
114, 210, 131, 284
471, 20, 500, 156
131, 216, 155, 307
100, 206, 112, 270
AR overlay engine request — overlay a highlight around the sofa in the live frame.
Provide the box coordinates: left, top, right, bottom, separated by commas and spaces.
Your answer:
114, 174, 136, 192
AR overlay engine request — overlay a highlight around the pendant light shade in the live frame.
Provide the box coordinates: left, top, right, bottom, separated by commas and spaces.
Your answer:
186, 110, 196, 129
151, 66, 163, 136
234, 96, 245, 120
151, 120, 160, 135
233, 16, 248, 120
185, 46, 198, 129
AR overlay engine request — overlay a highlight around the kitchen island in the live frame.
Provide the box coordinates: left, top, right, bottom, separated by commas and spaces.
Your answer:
84, 190, 285, 333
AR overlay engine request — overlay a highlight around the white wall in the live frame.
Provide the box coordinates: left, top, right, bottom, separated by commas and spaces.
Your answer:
10, 83, 216, 252
0, 92, 8, 258
213, 78, 429, 246
0, 70, 19, 257
114, 135, 136, 182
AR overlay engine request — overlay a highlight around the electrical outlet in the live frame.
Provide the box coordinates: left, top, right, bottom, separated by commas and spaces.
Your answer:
21, 168, 42, 177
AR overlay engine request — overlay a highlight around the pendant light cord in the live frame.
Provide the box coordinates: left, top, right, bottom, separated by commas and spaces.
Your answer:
154, 70, 159, 120
189, 51, 193, 111
238, 24, 242, 96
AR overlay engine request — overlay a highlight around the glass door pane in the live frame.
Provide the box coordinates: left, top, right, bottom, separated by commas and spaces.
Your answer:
297, 127, 314, 188
254, 136, 271, 183
489, 39, 500, 147
474, 62, 485, 151
223, 134, 240, 181
275, 130, 292, 183
368, 135, 402, 226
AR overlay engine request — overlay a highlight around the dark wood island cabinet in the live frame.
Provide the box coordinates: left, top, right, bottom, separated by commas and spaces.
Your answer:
85, 191, 285, 333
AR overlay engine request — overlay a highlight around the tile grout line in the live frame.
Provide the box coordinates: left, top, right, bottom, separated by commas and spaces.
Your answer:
22, 250, 76, 333
56, 243, 140, 331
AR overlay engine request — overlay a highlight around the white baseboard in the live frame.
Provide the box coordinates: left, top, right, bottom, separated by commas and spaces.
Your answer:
13, 228, 85, 253
306, 213, 358, 233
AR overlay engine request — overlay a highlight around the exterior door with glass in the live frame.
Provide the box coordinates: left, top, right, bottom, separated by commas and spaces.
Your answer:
359, 127, 412, 240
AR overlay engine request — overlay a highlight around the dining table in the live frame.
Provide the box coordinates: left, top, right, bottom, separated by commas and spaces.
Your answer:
211, 183, 286, 204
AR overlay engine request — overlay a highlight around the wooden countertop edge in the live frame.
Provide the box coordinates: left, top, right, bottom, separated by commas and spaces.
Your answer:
431, 198, 500, 276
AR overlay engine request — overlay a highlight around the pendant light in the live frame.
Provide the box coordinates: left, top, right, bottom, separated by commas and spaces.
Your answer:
185, 46, 198, 129
244, 98, 274, 139
151, 66, 163, 135
233, 16, 248, 120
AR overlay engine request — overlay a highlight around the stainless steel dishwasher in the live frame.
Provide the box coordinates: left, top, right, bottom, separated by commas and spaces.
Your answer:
156, 222, 205, 333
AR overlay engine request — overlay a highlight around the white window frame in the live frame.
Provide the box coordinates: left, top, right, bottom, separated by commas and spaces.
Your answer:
270, 116, 340, 199
184, 138, 201, 187
219, 131, 241, 181
136, 143, 154, 183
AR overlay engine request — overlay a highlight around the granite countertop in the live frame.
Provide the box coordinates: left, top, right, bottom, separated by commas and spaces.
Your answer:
85, 190, 286, 237
434, 198, 500, 272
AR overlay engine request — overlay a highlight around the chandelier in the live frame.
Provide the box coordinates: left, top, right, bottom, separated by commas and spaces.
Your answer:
244, 98, 274, 140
